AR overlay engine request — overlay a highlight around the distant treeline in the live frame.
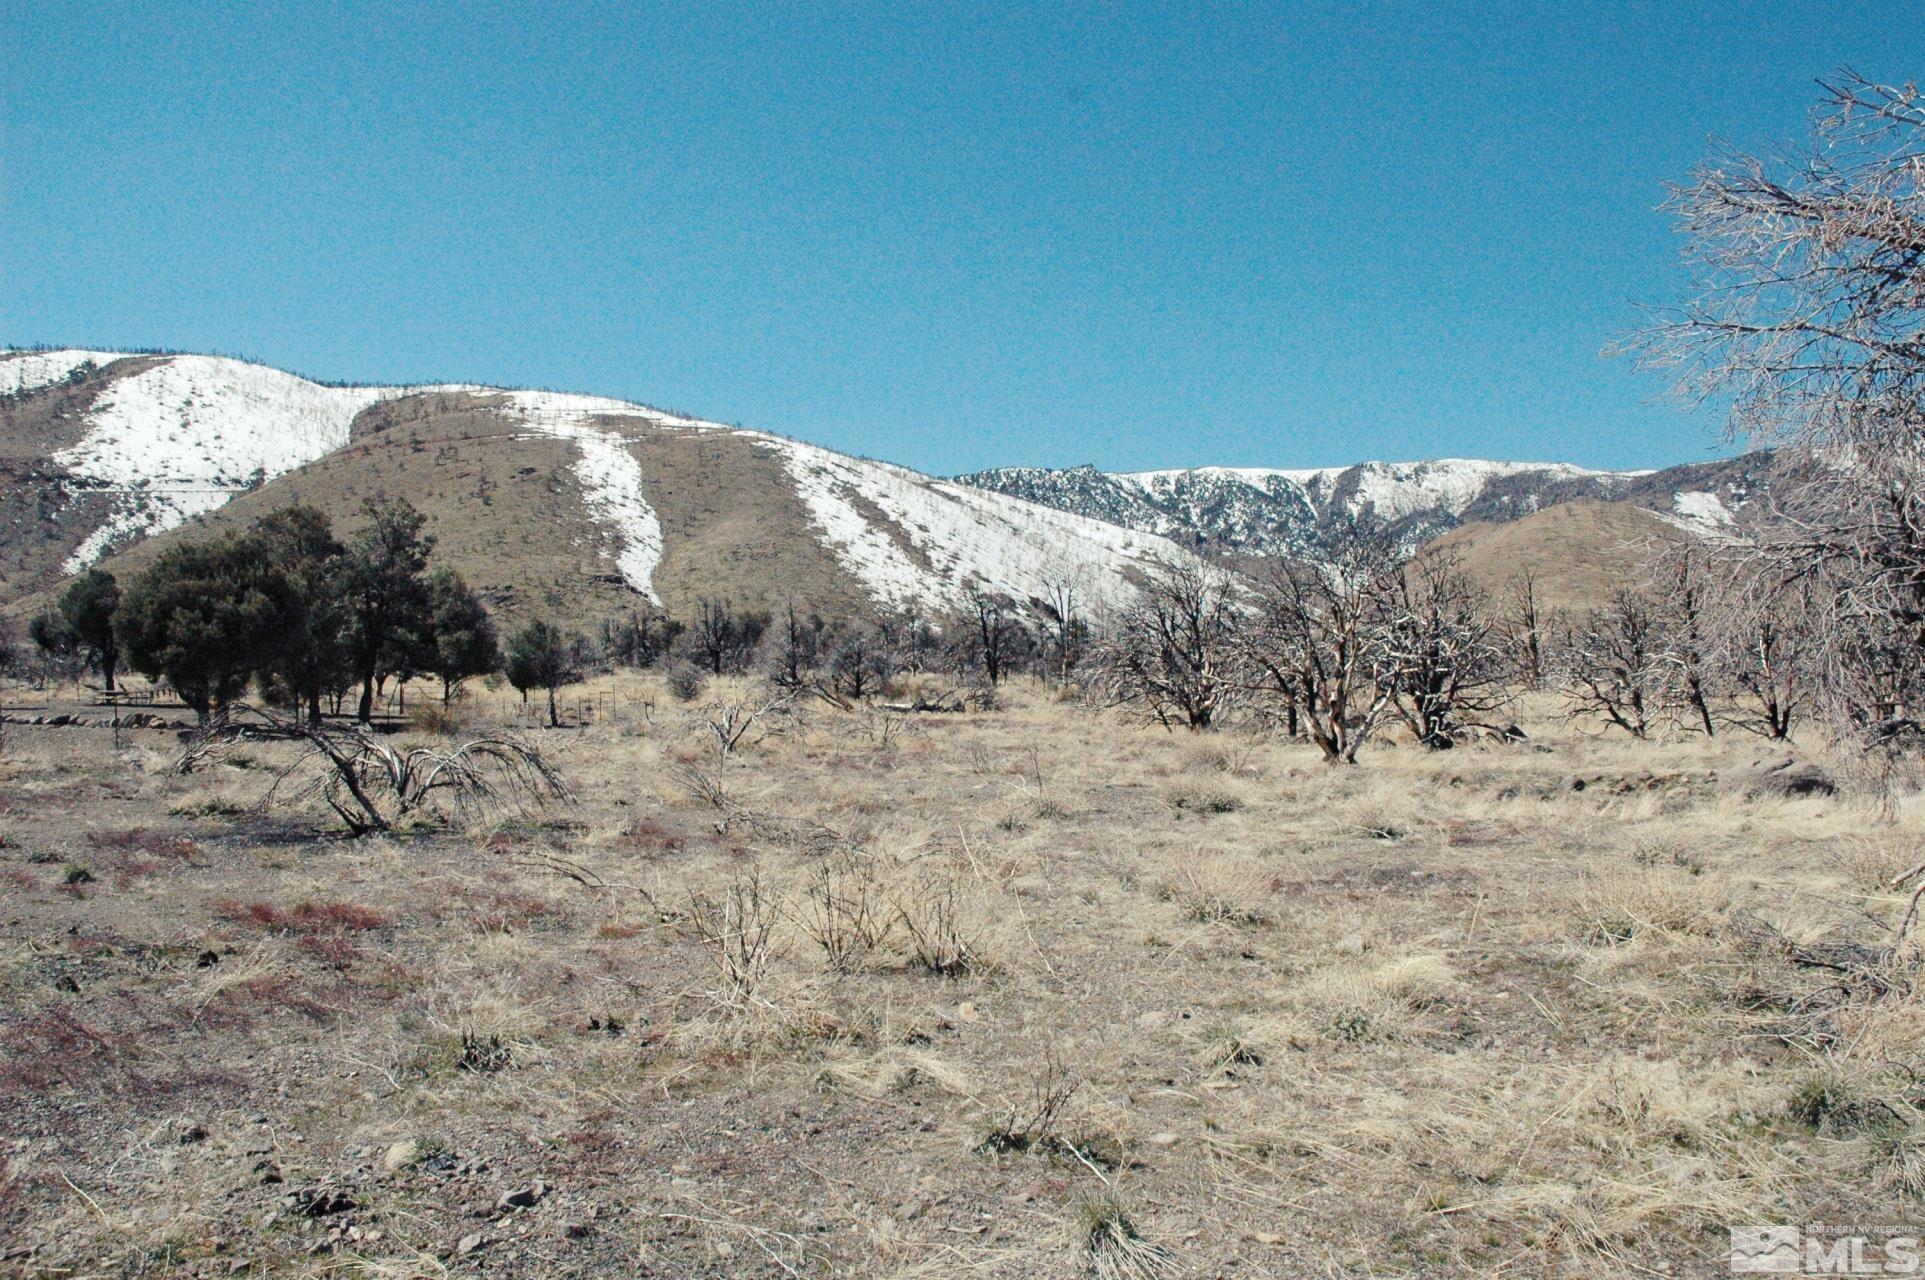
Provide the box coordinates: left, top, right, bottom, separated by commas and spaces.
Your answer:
1, 498, 1088, 728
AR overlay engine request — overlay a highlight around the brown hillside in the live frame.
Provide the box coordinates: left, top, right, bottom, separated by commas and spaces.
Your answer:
18, 392, 876, 633
0, 357, 163, 600
1422, 498, 1684, 616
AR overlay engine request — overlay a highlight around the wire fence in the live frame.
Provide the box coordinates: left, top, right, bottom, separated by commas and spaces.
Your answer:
9, 681, 661, 732
462, 690, 658, 728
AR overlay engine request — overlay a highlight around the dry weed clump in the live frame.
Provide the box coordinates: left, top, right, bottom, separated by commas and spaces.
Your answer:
793, 850, 896, 972
1294, 952, 1459, 1045
1161, 783, 1243, 815
1078, 1193, 1176, 1280
1166, 853, 1275, 926
1571, 868, 1727, 948
413, 985, 545, 1076
1828, 834, 1916, 894
686, 866, 790, 1016
889, 864, 995, 976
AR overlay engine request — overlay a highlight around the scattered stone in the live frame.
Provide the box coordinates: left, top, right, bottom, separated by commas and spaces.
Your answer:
1733, 755, 1838, 798
496, 1179, 549, 1212
382, 1140, 420, 1173
286, 1185, 356, 1217
457, 1231, 488, 1257
1146, 1132, 1179, 1148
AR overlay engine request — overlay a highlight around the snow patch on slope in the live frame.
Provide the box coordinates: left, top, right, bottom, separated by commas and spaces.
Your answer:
52, 356, 401, 573
0, 350, 131, 397
761, 436, 1181, 611
498, 391, 706, 604
1665, 490, 1736, 538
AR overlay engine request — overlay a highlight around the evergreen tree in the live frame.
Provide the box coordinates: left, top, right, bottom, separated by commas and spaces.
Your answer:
506, 620, 583, 728
115, 534, 297, 722
57, 569, 121, 692
344, 498, 436, 722
428, 568, 501, 702
250, 506, 350, 724
28, 611, 73, 661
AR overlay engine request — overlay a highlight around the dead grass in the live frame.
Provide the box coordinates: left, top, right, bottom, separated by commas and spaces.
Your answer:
0, 676, 1917, 1275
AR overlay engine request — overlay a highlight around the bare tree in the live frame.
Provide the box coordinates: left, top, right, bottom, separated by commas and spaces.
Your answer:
1655, 546, 1719, 736
1244, 528, 1401, 764
1501, 571, 1547, 688
1099, 563, 1241, 731
1624, 73, 1925, 758
1559, 590, 1670, 738
1374, 554, 1510, 748
830, 628, 892, 701
178, 705, 568, 836
961, 589, 1025, 687
1717, 559, 1816, 739
768, 600, 826, 689
1036, 564, 1089, 683
688, 598, 766, 676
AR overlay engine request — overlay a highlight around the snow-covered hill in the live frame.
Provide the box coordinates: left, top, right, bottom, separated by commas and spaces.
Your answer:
957, 454, 1768, 556
2, 347, 1768, 619
0, 349, 1190, 614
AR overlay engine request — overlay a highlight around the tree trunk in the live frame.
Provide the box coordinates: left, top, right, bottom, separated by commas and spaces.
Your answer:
357, 673, 375, 723
547, 684, 559, 728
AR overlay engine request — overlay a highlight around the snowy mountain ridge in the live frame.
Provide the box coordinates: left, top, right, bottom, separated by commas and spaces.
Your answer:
958, 453, 1762, 557
2, 348, 1765, 620
0, 349, 1190, 615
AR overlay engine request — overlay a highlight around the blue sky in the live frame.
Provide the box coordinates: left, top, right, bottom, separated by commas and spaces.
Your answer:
1, 3, 1910, 473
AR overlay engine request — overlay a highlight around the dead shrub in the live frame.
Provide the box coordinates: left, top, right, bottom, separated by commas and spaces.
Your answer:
794, 852, 896, 972
177, 705, 569, 836
891, 868, 988, 976
979, 1054, 1079, 1154
665, 663, 707, 702
408, 702, 467, 736
667, 759, 730, 812
688, 867, 789, 1013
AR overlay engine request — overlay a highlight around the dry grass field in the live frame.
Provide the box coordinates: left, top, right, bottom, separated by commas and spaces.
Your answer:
1, 676, 1918, 1278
